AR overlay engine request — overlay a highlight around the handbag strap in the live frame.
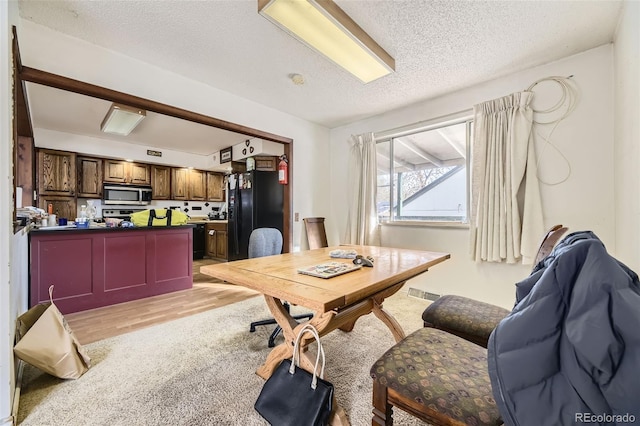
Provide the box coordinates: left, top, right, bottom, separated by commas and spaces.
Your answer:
290, 324, 326, 390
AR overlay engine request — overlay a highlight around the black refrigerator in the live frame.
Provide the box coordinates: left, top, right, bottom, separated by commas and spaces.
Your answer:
227, 170, 284, 261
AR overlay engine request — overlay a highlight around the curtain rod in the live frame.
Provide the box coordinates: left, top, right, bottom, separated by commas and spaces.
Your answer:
374, 109, 473, 142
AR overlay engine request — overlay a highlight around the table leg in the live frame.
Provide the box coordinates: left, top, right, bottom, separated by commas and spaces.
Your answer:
256, 296, 335, 379
255, 282, 407, 426
372, 300, 405, 343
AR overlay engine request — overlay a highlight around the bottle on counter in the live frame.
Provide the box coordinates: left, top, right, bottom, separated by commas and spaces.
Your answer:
80, 205, 87, 219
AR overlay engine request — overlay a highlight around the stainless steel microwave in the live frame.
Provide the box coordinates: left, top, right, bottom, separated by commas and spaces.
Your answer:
103, 184, 153, 205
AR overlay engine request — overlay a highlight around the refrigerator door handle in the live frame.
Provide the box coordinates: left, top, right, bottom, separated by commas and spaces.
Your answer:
233, 176, 240, 256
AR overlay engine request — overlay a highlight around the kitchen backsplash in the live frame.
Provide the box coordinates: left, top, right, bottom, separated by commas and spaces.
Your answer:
77, 198, 227, 219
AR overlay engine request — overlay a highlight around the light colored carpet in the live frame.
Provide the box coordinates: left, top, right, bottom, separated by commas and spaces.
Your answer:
17, 289, 432, 426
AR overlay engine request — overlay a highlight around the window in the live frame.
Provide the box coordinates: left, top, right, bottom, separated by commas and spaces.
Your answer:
376, 117, 473, 224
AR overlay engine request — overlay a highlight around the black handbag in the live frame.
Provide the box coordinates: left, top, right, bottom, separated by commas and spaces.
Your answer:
254, 324, 334, 426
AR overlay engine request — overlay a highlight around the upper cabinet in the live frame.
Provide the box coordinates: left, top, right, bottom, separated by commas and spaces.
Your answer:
171, 168, 208, 201
37, 148, 227, 205
171, 168, 189, 200
189, 169, 207, 201
254, 156, 277, 171
104, 160, 150, 185
77, 156, 103, 198
150, 165, 171, 200
38, 149, 76, 197
207, 172, 225, 201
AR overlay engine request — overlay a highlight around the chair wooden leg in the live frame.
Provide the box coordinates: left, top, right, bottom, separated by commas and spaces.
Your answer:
372, 380, 393, 426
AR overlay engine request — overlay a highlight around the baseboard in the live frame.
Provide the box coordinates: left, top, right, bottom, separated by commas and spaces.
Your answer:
407, 287, 440, 301
6, 360, 24, 426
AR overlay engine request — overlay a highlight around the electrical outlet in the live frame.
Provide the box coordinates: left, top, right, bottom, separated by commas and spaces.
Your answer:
294, 212, 299, 222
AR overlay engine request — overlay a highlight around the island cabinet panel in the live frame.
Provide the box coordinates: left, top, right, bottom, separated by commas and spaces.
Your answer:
103, 234, 148, 291
155, 232, 192, 281
30, 227, 193, 314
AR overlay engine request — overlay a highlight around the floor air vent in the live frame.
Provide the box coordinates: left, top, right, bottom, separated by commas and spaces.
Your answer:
407, 288, 440, 301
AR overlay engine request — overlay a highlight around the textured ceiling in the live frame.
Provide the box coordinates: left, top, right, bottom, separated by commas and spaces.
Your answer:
18, 0, 622, 141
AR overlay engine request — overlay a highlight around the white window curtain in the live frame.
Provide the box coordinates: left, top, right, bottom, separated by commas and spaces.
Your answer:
344, 133, 380, 246
469, 92, 544, 264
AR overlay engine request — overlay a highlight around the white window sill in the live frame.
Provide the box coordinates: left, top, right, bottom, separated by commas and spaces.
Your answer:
379, 220, 470, 229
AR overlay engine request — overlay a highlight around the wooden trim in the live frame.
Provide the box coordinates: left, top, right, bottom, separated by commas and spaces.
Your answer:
18, 66, 292, 144
16, 65, 295, 252
283, 144, 292, 253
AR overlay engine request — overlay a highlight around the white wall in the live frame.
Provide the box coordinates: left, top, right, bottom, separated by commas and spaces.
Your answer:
330, 45, 616, 308
613, 1, 640, 272
34, 128, 218, 171
17, 20, 332, 250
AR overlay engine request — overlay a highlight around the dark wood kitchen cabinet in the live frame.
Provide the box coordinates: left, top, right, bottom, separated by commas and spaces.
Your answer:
104, 160, 150, 185
150, 165, 171, 200
38, 195, 77, 221
77, 156, 103, 198
189, 169, 207, 201
254, 156, 277, 171
205, 222, 227, 259
172, 168, 207, 201
171, 168, 189, 200
207, 172, 225, 201
37, 149, 76, 197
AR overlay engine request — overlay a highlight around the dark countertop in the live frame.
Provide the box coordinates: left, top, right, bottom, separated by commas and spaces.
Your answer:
30, 224, 196, 234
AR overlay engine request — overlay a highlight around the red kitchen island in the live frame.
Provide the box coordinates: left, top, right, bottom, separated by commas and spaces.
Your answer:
29, 225, 194, 314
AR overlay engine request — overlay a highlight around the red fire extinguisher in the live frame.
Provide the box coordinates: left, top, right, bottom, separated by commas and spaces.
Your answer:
278, 155, 288, 185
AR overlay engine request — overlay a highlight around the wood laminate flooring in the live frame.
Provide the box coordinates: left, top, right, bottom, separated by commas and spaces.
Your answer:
66, 258, 260, 345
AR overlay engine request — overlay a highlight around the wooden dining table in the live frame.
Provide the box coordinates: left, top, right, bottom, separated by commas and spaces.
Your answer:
200, 244, 450, 425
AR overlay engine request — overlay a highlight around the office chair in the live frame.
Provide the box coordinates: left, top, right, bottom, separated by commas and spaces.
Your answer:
303, 217, 328, 249
247, 228, 313, 347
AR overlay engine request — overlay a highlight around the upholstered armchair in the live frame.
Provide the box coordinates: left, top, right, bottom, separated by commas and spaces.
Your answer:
370, 225, 568, 425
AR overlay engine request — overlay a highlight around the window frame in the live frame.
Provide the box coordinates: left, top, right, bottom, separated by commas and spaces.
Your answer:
375, 111, 474, 227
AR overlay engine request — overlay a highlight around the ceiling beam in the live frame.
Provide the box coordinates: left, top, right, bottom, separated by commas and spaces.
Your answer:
18, 66, 293, 145
436, 128, 466, 159
395, 136, 444, 167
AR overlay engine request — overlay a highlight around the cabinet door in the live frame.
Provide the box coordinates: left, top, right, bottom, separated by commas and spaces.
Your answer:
103, 160, 128, 183
129, 163, 151, 185
39, 196, 77, 221
151, 165, 171, 200
171, 168, 189, 200
38, 149, 76, 196
254, 156, 277, 171
205, 224, 217, 257
189, 170, 207, 201
215, 229, 228, 259
206, 172, 225, 201
77, 157, 103, 198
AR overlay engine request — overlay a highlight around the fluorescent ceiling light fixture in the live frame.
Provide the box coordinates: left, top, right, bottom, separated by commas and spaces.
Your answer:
258, 0, 395, 83
100, 103, 146, 136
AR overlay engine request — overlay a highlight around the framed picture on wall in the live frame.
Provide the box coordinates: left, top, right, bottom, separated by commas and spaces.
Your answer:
220, 147, 232, 163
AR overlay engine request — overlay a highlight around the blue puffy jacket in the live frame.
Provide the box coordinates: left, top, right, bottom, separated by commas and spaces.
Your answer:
488, 231, 640, 425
